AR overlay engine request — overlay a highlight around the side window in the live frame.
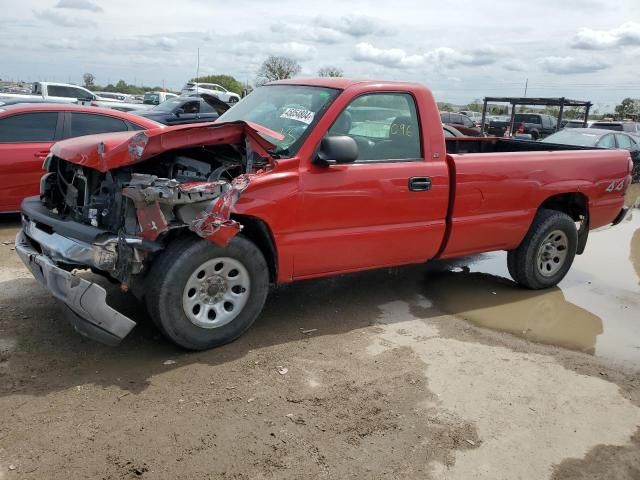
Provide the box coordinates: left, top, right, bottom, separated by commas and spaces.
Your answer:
440, 112, 450, 123
69, 113, 128, 137
0, 112, 58, 142
597, 134, 616, 148
68, 87, 90, 99
327, 92, 421, 162
616, 134, 633, 149
200, 100, 214, 113
182, 101, 200, 114
47, 85, 66, 97
462, 116, 474, 127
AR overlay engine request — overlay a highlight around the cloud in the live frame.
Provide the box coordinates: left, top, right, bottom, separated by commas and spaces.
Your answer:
229, 40, 316, 61
537, 56, 608, 74
316, 15, 394, 38
502, 59, 528, 72
54, 0, 102, 12
272, 23, 345, 44
353, 43, 499, 69
571, 22, 640, 49
43, 37, 79, 49
33, 8, 94, 27
353, 42, 424, 68
137, 36, 178, 51
424, 47, 499, 67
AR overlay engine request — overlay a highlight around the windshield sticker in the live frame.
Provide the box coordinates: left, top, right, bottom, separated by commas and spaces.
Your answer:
280, 107, 315, 125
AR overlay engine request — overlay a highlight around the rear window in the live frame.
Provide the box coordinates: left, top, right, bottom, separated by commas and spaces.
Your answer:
514, 114, 541, 124
69, 113, 128, 137
0, 112, 58, 142
591, 122, 623, 132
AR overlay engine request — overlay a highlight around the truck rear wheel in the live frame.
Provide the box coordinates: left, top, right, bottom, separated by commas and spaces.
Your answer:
507, 209, 577, 289
146, 235, 269, 350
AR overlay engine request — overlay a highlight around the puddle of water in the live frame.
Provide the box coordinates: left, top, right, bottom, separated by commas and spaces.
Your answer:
425, 208, 640, 367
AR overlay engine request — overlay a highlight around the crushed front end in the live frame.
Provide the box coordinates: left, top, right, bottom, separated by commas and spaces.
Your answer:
16, 123, 276, 345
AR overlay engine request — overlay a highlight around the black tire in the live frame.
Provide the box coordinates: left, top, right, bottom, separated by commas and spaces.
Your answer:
228, 97, 239, 103
530, 129, 540, 141
507, 209, 578, 289
146, 235, 269, 350
506, 249, 522, 285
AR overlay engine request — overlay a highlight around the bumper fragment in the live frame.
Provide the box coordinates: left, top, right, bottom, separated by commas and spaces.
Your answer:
15, 229, 136, 346
612, 207, 630, 226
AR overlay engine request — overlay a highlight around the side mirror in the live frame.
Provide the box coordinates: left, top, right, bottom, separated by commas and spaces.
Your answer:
314, 136, 358, 166
175, 108, 184, 117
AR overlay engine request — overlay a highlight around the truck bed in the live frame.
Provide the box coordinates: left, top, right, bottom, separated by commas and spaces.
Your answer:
445, 136, 600, 155
441, 140, 630, 259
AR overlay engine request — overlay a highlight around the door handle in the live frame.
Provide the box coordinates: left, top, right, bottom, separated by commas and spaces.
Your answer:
408, 177, 432, 191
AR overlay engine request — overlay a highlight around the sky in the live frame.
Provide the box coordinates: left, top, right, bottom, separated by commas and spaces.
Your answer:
1, 0, 639, 111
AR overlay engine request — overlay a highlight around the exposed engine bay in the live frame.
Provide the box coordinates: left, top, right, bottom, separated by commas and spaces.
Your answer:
38, 141, 271, 288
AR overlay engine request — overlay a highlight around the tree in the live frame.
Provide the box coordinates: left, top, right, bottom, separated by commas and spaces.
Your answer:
465, 99, 482, 112
318, 66, 343, 77
95, 80, 167, 95
256, 56, 301, 85
83, 72, 95, 88
191, 74, 243, 95
614, 98, 639, 119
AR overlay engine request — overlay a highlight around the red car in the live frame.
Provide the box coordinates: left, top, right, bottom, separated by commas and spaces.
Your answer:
16, 79, 632, 349
0, 104, 162, 212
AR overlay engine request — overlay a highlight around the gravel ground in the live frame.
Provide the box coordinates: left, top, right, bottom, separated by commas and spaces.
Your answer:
1, 184, 639, 479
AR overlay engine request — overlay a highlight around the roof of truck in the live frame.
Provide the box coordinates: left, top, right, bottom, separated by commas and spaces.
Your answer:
269, 77, 425, 90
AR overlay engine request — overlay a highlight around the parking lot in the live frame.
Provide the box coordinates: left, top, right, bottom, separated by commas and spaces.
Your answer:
0, 184, 638, 479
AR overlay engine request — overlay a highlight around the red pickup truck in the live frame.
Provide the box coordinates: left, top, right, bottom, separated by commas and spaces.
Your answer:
15, 78, 633, 349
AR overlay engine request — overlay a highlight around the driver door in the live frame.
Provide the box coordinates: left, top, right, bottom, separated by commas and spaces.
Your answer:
294, 92, 449, 278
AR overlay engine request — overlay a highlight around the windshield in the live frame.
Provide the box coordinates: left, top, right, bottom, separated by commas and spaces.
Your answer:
143, 93, 160, 105
216, 84, 340, 156
153, 97, 184, 112
542, 130, 600, 147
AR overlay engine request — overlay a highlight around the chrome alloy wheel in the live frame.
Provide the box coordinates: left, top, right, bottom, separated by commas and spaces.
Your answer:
536, 230, 569, 277
182, 257, 250, 328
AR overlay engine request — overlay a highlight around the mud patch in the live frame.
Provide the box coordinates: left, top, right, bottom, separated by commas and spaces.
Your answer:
369, 298, 640, 479
551, 428, 640, 480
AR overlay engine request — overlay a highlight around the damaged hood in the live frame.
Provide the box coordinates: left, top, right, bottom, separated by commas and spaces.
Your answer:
50, 121, 285, 172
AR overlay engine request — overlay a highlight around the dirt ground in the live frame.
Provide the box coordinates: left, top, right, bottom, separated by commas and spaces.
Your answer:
1, 185, 639, 479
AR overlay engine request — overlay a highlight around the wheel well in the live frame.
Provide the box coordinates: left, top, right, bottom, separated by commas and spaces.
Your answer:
538, 192, 588, 222
538, 192, 589, 254
233, 215, 278, 283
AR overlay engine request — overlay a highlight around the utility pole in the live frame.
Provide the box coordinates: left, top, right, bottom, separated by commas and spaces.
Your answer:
196, 48, 200, 95
524, 78, 528, 97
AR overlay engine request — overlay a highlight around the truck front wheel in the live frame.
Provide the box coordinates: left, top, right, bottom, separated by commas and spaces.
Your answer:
146, 236, 269, 350
507, 209, 578, 289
